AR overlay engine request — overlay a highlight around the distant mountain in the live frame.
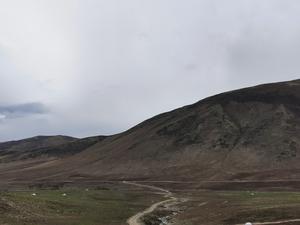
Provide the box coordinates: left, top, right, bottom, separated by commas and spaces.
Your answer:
0, 135, 77, 161
0, 135, 106, 162
1, 79, 300, 185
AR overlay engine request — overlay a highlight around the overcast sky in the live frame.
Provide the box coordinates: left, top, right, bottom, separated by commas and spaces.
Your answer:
0, 0, 300, 141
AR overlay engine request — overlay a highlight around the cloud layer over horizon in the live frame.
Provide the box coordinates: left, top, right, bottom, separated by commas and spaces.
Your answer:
1, 0, 300, 141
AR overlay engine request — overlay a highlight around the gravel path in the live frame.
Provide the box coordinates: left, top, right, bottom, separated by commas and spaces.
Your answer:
123, 181, 178, 225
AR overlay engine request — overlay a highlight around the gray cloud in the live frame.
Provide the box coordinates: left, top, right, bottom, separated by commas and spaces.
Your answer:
0, 0, 300, 141
0, 103, 48, 119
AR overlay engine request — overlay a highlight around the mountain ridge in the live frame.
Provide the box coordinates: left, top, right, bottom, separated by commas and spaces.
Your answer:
1, 79, 300, 186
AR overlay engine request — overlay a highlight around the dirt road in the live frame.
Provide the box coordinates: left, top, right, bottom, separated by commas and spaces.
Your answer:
123, 181, 178, 225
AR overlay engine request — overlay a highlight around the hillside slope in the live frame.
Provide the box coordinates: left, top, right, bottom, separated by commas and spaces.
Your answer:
1, 79, 300, 184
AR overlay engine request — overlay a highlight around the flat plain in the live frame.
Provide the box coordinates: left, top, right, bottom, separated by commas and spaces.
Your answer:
0, 185, 161, 225
1, 182, 299, 225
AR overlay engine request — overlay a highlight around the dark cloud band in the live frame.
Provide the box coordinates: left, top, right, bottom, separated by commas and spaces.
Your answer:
0, 102, 48, 119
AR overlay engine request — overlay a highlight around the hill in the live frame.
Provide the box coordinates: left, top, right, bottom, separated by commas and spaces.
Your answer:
1, 79, 300, 187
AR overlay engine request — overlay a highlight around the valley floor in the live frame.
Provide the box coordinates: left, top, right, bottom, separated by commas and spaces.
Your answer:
0, 181, 299, 225
172, 190, 300, 225
0, 184, 161, 225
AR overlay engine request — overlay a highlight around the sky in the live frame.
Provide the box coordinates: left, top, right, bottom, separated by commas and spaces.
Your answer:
1, 0, 300, 141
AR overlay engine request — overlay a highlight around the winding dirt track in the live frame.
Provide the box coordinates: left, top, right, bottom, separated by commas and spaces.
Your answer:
123, 181, 178, 225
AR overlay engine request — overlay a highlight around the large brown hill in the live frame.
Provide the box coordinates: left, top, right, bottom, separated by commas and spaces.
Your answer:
1, 79, 300, 186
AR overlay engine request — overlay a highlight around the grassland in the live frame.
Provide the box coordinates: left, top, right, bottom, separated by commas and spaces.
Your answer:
0, 187, 162, 225
174, 190, 300, 225
0, 183, 299, 225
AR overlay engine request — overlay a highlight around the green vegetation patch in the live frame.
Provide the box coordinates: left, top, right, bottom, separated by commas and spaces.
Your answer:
0, 188, 161, 225
179, 190, 300, 225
